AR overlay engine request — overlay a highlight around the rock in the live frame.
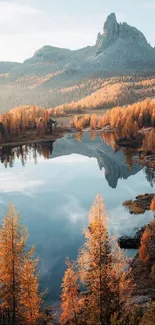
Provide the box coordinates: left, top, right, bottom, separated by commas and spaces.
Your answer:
123, 194, 154, 214
118, 226, 146, 249
115, 135, 143, 148
96, 13, 119, 53
118, 236, 140, 249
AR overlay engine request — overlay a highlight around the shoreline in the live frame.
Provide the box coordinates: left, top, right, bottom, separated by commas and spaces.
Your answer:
0, 129, 71, 148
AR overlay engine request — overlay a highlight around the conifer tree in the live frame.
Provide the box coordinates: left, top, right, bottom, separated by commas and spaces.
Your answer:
77, 195, 113, 325
60, 260, 82, 325
150, 195, 155, 217
0, 203, 28, 324
0, 203, 48, 325
19, 248, 43, 325
77, 195, 130, 325
139, 220, 155, 263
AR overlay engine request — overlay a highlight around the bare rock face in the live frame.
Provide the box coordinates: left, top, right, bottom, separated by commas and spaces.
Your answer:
96, 12, 150, 54
96, 13, 119, 53
93, 13, 155, 71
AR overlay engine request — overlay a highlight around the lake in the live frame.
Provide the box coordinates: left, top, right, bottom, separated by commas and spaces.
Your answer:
0, 132, 154, 302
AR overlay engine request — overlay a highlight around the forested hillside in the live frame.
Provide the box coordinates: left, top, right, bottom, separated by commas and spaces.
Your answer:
1, 75, 155, 114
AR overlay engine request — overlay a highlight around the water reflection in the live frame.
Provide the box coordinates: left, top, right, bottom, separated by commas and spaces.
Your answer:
0, 133, 151, 188
0, 132, 154, 302
0, 133, 142, 189
0, 142, 54, 168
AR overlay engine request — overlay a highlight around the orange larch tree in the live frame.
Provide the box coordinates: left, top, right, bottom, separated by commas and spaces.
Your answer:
59, 260, 82, 325
150, 195, 155, 217
78, 196, 116, 325
77, 195, 131, 325
139, 220, 155, 263
19, 248, 44, 325
0, 203, 49, 325
0, 203, 28, 324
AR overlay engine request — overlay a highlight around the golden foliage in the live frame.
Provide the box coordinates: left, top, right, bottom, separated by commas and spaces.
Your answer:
150, 195, 155, 212
60, 260, 82, 325
0, 203, 47, 325
60, 195, 131, 325
139, 220, 155, 263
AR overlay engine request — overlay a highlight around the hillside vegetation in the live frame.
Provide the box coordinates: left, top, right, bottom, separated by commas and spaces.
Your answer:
1, 75, 155, 114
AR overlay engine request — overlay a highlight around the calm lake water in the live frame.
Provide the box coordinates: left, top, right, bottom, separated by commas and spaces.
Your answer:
0, 132, 154, 302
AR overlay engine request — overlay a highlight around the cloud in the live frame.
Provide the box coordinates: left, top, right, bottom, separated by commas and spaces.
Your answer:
0, 1, 39, 21
0, 1, 40, 34
0, 171, 43, 193
62, 195, 87, 224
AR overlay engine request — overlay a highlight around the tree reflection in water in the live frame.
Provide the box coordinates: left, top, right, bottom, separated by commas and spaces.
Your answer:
0, 142, 54, 168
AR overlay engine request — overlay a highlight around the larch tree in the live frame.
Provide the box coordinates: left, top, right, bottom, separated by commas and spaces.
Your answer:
77, 195, 131, 325
139, 220, 155, 263
110, 239, 132, 314
19, 247, 43, 325
78, 195, 114, 325
0, 203, 47, 325
150, 195, 155, 218
60, 260, 82, 325
0, 203, 28, 324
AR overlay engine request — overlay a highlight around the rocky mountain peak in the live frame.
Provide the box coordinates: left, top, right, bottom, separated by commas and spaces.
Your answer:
96, 13, 149, 54
96, 13, 119, 53
104, 13, 118, 35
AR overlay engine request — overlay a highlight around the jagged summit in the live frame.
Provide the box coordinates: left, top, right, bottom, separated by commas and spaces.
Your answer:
97, 13, 119, 51
96, 12, 149, 54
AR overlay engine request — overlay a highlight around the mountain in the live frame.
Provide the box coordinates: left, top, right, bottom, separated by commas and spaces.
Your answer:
94, 13, 155, 70
0, 13, 155, 113
2, 13, 155, 83
0, 61, 21, 74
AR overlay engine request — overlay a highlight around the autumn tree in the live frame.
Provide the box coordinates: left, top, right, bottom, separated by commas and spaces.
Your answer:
19, 248, 43, 325
77, 195, 129, 325
111, 306, 143, 325
151, 263, 155, 282
0, 203, 28, 324
139, 220, 155, 263
60, 260, 82, 325
0, 203, 48, 325
150, 195, 155, 217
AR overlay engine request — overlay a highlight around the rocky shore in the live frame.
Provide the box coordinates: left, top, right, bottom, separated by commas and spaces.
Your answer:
123, 194, 154, 214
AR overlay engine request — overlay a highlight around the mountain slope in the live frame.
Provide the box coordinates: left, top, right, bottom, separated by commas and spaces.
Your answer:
3, 12, 155, 85
0, 13, 155, 112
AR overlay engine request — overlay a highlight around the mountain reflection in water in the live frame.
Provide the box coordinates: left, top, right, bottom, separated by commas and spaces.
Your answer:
0, 132, 155, 188
0, 132, 155, 302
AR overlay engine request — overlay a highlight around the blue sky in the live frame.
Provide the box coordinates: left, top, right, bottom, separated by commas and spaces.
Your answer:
0, 0, 155, 62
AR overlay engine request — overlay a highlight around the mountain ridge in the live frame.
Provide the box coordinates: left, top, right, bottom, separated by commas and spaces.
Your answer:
1, 13, 155, 78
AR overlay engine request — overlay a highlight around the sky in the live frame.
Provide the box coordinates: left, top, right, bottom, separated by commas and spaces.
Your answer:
0, 0, 155, 62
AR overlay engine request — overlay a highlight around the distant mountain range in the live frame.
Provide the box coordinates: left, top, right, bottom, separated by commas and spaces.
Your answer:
1, 13, 155, 81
